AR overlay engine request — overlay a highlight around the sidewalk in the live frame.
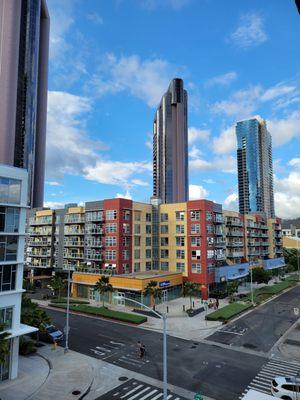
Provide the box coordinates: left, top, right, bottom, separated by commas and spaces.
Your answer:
0, 345, 214, 400
278, 320, 300, 363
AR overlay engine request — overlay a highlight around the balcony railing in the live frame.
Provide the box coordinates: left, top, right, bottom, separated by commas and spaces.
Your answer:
227, 251, 244, 258
64, 253, 84, 259
226, 220, 243, 227
227, 241, 243, 247
64, 241, 85, 247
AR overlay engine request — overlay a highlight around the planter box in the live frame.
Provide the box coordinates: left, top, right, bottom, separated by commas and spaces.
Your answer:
186, 307, 205, 317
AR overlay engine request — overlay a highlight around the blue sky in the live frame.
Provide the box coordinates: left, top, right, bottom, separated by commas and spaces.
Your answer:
45, 0, 300, 219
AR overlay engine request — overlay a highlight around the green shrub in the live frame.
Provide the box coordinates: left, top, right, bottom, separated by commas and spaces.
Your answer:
206, 302, 252, 321
19, 337, 36, 355
50, 303, 147, 324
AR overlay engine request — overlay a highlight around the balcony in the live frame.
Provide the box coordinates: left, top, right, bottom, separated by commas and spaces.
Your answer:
86, 253, 102, 261
227, 230, 243, 237
214, 215, 224, 224
216, 253, 226, 260
28, 240, 52, 246
64, 240, 84, 247
64, 215, 85, 224
227, 241, 243, 247
226, 219, 243, 227
215, 229, 223, 236
85, 212, 104, 222
64, 228, 84, 235
86, 241, 103, 248
227, 251, 244, 258
64, 252, 84, 259
85, 228, 104, 235
215, 240, 226, 248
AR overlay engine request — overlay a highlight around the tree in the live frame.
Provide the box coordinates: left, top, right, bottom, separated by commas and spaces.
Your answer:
49, 275, 65, 298
183, 281, 199, 310
94, 276, 114, 307
143, 280, 162, 308
0, 324, 10, 365
250, 267, 271, 284
21, 296, 51, 343
227, 281, 239, 296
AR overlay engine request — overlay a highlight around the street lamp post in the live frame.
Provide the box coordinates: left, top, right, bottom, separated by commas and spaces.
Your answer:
64, 266, 74, 353
114, 295, 168, 400
249, 262, 254, 306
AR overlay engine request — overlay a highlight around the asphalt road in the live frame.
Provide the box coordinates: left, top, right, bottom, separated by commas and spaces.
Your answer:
46, 308, 265, 400
208, 285, 300, 353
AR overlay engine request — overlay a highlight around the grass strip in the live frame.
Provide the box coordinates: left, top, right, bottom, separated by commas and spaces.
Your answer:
206, 302, 252, 322
50, 298, 90, 304
49, 303, 147, 324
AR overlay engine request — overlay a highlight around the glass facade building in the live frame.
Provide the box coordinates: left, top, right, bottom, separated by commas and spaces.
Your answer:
153, 78, 188, 204
236, 118, 275, 218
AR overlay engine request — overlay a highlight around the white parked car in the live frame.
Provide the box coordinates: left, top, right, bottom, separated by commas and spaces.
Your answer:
271, 376, 300, 399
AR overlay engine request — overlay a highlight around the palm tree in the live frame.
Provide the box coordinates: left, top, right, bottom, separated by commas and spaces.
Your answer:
21, 295, 51, 343
0, 324, 10, 365
94, 276, 114, 308
50, 275, 65, 299
143, 280, 162, 309
183, 281, 199, 310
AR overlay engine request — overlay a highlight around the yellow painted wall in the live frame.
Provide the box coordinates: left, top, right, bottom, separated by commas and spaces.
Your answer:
283, 236, 300, 249
267, 218, 276, 258
36, 209, 53, 217
67, 206, 85, 214
132, 202, 153, 272
159, 203, 188, 276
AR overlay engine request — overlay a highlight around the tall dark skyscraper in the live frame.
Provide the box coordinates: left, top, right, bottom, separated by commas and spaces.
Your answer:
236, 117, 275, 218
0, 0, 50, 208
153, 78, 188, 204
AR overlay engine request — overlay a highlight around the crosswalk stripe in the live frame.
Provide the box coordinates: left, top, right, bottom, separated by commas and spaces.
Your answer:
248, 384, 269, 393
262, 365, 298, 375
267, 360, 299, 370
150, 393, 164, 400
253, 376, 270, 383
121, 355, 145, 365
127, 387, 151, 400
120, 384, 144, 398
139, 389, 158, 400
96, 346, 111, 352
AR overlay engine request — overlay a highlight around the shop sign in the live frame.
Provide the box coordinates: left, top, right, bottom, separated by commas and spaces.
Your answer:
159, 280, 170, 288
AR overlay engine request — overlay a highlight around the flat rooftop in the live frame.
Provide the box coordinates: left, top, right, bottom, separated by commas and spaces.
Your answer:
120, 270, 182, 280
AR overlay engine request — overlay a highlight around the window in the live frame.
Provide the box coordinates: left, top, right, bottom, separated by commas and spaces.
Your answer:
122, 237, 130, 247
134, 211, 141, 221
105, 236, 116, 246
146, 225, 152, 234
146, 249, 152, 259
123, 223, 130, 234
175, 225, 184, 234
161, 237, 169, 246
176, 262, 185, 272
146, 261, 152, 270
191, 250, 201, 260
161, 225, 168, 234
0, 236, 18, 261
160, 262, 169, 271
134, 262, 140, 272
160, 213, 168, 222
190, 210, 200, 220
123, 210, 131, 220
206, 224, 214, 234
0, 265, 17, 291
145, 237, 152, 246
192, 263, 201, 273
176, 237, 185, 246
176, 211, 185, 221
207, 250, 214, 259
134, 236, 141, 247
105, 223, 117, 233
0, 207, 20, 233
176, 250, 185, 259
106, 210, 117, 220
105, 250, 116, 260
0, 177, 21, 204
191, 224, 200, 234
191, 237, 200, 247
134, 224, 141, 234
122, 250, 129, 260
206, 211, 213, 221
146, 213, 152, 222
161, 249, 169, 258
134, 249, 140, 259
207, 237, 214, 245
0, 307, 13, 330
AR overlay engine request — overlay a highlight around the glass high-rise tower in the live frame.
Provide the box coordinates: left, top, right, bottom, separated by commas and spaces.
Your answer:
0, 0, 50, 208
153, 78, 188, 204
236, 117, 275, 218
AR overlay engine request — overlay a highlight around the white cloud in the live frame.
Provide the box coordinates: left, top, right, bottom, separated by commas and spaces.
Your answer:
116, 190, 132, 200
224, 193, 239, 211
205, 72, 237, 87
190, 155, 236, 174
91, 53, 180, 107
45, 181, 62, 187
86, 12, 103, 24
288, 158, 300, 168
46, 91, 152, 191
189, 184, 209, 200
43, 201, 66, 209
261, 85, 296, 102
188, 127, 210, 144
274, 171, 300, 219
212, 125, 236, 155
229, 13, 268, 49
189, 146, 202, 159
267, 111, 300, 146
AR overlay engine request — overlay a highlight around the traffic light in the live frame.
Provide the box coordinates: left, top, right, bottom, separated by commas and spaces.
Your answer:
194, 393, 203, 400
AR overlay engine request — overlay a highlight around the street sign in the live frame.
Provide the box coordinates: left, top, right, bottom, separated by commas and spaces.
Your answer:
159, 280, 170, 288
294, 307, 299, 316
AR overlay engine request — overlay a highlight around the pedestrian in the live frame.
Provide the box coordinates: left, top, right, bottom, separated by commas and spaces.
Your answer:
213, 299, 217, 310
137, 341, 142, 357
140, 343, 146, 358
216, 298, 219, 310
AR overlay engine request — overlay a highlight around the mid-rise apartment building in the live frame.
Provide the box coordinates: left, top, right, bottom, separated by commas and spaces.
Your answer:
0, 165, 36, 381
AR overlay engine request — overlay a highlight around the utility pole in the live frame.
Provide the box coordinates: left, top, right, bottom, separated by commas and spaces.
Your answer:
64, 267, 72, 353
250, 262, 254, 306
